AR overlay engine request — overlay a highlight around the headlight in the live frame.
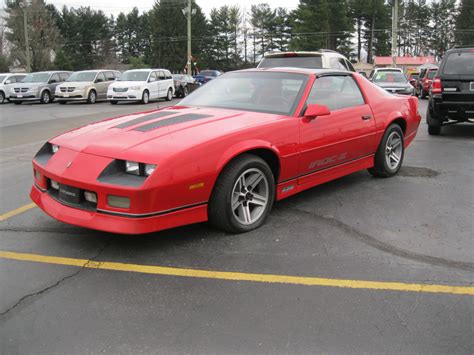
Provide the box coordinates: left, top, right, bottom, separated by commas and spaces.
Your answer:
125, 160, 156, 177
130, 86, 141, 90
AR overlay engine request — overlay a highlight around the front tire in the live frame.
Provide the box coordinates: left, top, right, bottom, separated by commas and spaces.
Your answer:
368, 124, 404, 178
141, 90, 149, 104
40, 90, 51, 104
0, 91, 5, 104
87, 90, 97, 104
110, 100, 118, 105
209, 154, 275, 233
59, 101, 67, 105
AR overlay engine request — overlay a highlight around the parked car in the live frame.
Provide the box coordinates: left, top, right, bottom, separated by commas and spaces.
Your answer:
257, 50, 356, 72
107, 69, 174, 104
55, 70, 121, 104
30, 68, 421, 234
9, 71, 71, 104
0, 73, 27, 104
194, 70, 222, 85
417, 67, 438, 98
368, 67, 403, 81
371, 71, 415, 95
172, 74, 200, 98
427, 46, 474, 135
408, 72, 419, 87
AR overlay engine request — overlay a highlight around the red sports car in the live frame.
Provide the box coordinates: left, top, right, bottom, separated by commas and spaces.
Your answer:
30, 68, 421, 234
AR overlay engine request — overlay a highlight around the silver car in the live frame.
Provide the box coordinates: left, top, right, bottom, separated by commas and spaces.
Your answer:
55, 70, 121, 104
0, 73, 27, 104
9, 71, 72, 104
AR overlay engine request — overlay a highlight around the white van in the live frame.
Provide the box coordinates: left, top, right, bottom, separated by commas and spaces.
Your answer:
107, 69, 175, 104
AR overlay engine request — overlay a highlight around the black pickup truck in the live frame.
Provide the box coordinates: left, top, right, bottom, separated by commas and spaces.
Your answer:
427, 47, 474, 135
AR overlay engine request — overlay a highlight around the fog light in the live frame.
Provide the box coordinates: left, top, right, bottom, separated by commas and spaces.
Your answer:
50, 179, 59, 190
35, 170, 42, 182
84, 191, 97, 204
107, 195, 130, 209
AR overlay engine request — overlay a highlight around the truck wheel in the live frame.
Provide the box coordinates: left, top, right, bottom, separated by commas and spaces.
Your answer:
208, 154, 275, 233
368, 124, 404, 178
426, 107, 442, 135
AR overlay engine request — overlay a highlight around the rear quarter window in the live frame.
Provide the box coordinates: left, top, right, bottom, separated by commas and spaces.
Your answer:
443, 52, 474, 75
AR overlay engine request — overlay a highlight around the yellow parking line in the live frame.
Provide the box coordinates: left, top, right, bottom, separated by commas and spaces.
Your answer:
0, 203, 36, 222
0, 250, 473, 296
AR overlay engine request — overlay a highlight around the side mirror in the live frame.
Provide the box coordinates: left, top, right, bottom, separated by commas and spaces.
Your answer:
358, 71, 367, 78
304, 104, 330, 120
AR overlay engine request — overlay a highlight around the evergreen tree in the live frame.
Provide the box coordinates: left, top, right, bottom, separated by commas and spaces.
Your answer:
430, 0, 457, 58
454, 0, 474, 46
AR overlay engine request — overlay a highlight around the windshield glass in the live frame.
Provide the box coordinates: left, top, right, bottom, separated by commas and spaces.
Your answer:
0, 75, 7, 83
67, 72, 97, 82
119, 71, 150, 81
259, 56, 323, 69
373, 72, 408, 83
22, 73, 50, 83
180, 71, 308, 115
443, 52, 474, 75
199, 70, 218, 77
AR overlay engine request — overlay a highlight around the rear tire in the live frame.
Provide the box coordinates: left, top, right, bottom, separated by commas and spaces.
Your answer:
428, 125, 441, 135
426, 108, 442, 135
368, 124, 404, 178
183, 86, 189, 97
166, 88, 173, 101
208, 154, 275, 233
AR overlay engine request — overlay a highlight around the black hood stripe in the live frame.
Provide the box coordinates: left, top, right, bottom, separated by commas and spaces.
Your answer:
114, 111, 175, 129
134, 113, 213, 132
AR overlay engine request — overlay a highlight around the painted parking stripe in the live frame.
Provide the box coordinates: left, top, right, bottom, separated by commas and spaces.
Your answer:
0, 251, 472, 296
0, 203, 36, 222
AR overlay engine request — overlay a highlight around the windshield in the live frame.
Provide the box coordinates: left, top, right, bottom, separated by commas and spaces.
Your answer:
443, 52, 474, 75
199, 70, 219, 77
259, 56, 323, 69
119, 71, 150, 81
22, 73, 50, 83
0, 75, 6, 83
180, 71, 308, 115
373, 72, 408, 83
67, 72, 97, 82
427, 70, 437, 79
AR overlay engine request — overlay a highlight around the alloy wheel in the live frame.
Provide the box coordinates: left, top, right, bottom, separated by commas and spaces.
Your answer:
231, 168, 269, 225
385, 131, 403, 170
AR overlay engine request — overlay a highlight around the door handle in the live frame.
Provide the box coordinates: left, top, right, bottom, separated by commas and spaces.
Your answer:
362, 115, 372, 120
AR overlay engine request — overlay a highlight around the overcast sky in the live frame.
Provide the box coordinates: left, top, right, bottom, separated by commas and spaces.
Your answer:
46, 0, 301, 16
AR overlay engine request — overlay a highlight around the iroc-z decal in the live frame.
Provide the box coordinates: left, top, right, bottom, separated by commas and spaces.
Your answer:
308, 152, 348, 170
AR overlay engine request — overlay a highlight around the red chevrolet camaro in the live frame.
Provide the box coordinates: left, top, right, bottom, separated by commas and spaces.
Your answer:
31, 68, 421, 234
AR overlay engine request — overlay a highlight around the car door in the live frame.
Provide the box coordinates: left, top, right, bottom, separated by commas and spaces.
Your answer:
94, 72, 107, 99
157, 70, 166, 98
298, 74, 377, 184
148, 71, 159, 99
48, 73, 61, 94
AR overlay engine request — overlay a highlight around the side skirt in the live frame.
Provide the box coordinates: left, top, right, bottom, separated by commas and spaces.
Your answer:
275, 155, 374, 201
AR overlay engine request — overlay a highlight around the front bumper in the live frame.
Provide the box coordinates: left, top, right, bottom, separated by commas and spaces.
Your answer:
55, 93, 86, 101
108, 89, 141, 101
31, 185, 207, 234
9, 94, 40, 101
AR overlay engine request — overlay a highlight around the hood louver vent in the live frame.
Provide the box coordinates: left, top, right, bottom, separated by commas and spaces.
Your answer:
134, 114, 213, 132
114, 111, 175, 129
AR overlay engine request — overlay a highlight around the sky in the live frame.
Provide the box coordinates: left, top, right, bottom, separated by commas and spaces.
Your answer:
46, 0, 301, 16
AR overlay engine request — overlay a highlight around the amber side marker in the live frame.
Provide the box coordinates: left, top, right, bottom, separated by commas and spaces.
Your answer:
0, 251, 473, 296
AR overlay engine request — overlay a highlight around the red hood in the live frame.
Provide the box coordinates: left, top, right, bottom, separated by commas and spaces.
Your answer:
51, 106, 286, 163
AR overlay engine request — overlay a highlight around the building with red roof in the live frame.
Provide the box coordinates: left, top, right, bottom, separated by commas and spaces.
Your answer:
374, 56, 438, 74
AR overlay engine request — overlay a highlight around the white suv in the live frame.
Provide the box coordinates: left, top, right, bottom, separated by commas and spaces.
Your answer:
107, 69, 175, 104
257, 50, 355, 72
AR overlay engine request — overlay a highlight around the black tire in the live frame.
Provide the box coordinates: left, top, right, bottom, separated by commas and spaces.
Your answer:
59, 101, 67, 105
183, 86, 189, 97
165, 88, 173, 101
426, 108, 442, 135
368, 124, 404, 178
0, 91, 5, 104
428, 124, 441, 135
40, 90, 51, 104
110, 100, 118, 105
14, 101, 22, 105
141, 90, 149, 104
208, 154, 275, 233
87, 90, 97, 104
420, 89, 427, 99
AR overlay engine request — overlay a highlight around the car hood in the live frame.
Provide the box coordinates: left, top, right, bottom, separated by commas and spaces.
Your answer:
58, 81, 92, 88
50, 106, 286, 163
13, 82, 45, 88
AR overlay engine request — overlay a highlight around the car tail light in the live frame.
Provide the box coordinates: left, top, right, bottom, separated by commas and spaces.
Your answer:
432, 77, 442, 94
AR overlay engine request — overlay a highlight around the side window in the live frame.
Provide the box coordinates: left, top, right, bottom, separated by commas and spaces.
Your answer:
149, 71, 157, 81
59, 73, 69, 81
96, 72, 105, 82
329, 58, 347, 71
105, 71, 115, 81
15, 75, 25, 82
345, 60, 355, 72
306, 75, 365, 111
165, 71, 172, 79
49, 74, 60, 83
158, 71, 165, 80
7, 76, 16, 84
114, 71, 121, 80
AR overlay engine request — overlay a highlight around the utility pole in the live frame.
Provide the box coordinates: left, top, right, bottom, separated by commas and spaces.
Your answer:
186, 0, 192, 75
391, 0, 398, 68
21, 0, 31, 72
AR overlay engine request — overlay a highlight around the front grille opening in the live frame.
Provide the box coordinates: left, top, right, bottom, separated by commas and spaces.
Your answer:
47, 178, 97, 211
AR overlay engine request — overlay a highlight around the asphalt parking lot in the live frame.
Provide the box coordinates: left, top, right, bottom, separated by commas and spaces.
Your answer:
0, 98, 473, 354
